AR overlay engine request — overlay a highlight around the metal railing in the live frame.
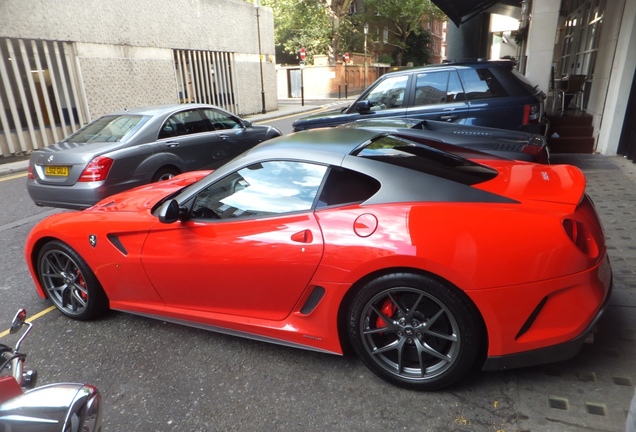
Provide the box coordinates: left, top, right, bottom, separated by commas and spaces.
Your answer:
173, 49, 238, 114
0, 37, 88, 157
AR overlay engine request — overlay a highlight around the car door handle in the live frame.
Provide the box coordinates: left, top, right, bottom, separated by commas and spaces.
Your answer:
439, 115, 458, 121
165, 141, 180, 148
291, 230, 313, 243
219, 134, 230, 140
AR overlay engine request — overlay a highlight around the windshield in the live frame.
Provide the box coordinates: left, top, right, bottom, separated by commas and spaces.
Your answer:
66, 115, 146, 143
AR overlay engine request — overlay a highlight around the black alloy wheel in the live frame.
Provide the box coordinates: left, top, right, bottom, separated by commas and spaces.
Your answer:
348, 272, 482, 390
37, 240, 108, 320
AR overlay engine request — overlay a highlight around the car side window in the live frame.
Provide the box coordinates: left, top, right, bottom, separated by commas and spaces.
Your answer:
201, 108, 242, 130
458, 68, 508, 100
447, 71, 466, 102
159, 109, 209, 139
191, 161, 328, 220
316, 168, 380, 208
362, 75, 408, 110
412, 71, 452, 106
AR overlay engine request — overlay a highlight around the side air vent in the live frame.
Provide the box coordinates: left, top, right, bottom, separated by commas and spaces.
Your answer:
300, 286, 326, 314
516, 296, 548, 340
107, 234, 128, 256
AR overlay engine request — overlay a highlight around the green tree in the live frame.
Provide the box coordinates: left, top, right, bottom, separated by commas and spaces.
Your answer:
403, 30, 433, 66
261, 0, 331, 64
262, 0, 360, 64
364, 0, 444, 66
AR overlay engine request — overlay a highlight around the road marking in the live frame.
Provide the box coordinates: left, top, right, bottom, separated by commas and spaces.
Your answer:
0, 172, 27, 182
0, 305, 56, 339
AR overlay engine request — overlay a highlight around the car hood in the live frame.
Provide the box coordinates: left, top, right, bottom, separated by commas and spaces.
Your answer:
30, 140, 125, 164
477, 162, 586, 206
90, 170, 211, 212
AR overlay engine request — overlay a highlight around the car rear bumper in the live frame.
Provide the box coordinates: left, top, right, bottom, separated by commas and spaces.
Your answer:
26, 179, 107, 210
482, 254, 613, 371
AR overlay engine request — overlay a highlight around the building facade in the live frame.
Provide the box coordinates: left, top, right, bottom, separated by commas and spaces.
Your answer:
0, 0, 276, 158
447, 0, 636, 160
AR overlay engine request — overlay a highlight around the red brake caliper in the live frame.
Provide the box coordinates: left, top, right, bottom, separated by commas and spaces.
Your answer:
76, 271, 88, 301
376, 298, 396, 328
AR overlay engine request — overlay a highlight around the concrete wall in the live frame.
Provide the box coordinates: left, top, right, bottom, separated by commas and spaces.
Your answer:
0, 0, 277, 117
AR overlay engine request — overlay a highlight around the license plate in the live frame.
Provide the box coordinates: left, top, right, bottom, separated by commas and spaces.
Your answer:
45, 166, 69, 176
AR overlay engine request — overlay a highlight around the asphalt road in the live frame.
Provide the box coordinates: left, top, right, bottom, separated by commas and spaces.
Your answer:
0, 111, 634, 431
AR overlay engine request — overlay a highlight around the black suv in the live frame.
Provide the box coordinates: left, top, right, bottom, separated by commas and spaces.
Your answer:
292, 60, 546, 134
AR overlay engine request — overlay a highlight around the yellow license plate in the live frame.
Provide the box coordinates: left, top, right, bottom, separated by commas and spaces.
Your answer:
45, 166, 69, 176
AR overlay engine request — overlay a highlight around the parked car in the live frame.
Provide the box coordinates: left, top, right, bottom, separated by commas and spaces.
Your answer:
25, 128, 611, 391
339, 118, 550, 163
26, 104, 281, 210
292, 60, 546, 134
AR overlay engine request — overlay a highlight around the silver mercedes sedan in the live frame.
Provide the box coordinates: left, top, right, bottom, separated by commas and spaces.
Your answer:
26, 104, 281, 210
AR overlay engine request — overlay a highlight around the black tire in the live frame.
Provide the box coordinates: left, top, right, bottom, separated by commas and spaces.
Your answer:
37, 240, 109, 320
152, 167, 179, 182
348, 272, 482, 391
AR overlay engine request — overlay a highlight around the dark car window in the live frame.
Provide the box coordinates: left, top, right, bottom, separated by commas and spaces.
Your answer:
316, 168, 380, 208
67, 115, 145, 143
412, 71, 451, 106
159, 109, 209, 139
201, 108, 242, 130
191, 161, 328, 220
353, 135, 497, 185
458, 68, 508, 101
361, 75, 408, 110
447, 71, 466, 102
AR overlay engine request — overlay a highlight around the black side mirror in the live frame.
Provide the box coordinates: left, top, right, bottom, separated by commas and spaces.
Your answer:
157, 199, 182, 224
243, 120, 252, 128
355, 100, 372, 114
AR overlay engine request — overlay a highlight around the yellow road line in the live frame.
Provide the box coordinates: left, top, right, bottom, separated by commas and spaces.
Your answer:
0, 172, 27, 182
0, 305, 56, 338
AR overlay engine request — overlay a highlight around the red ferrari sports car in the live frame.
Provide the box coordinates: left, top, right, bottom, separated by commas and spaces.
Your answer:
25, 128, 612, 390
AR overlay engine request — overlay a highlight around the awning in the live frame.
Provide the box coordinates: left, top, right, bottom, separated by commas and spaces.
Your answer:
432, 0, 501, 26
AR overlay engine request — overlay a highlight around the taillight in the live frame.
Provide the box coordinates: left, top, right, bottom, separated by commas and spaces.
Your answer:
562, 218, 599, 258
521, 136, 548, 163
27, 164, 35, 179
523, 104, 540, 125
78, 156, 114, 182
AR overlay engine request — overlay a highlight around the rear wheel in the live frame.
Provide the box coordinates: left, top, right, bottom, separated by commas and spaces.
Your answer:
37, 240, 108, 320
152, 167, 179, 182
348, 273, 482, 390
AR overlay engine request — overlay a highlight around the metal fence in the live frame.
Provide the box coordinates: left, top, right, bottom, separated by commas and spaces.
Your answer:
0, 39, 240, 158
0, 37, 89, 157
173, 49, 238, 114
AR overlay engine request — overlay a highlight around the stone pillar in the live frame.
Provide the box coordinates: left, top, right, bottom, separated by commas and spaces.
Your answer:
525, 0, 560, 94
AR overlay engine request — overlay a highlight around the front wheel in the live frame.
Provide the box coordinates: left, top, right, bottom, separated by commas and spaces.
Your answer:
37, 240, 108, 320
348, 273, 482, 391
